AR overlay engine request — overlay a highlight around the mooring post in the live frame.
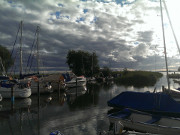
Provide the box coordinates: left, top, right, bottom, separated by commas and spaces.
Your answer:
58, 81, 61, 99
76, 78, 78, 96
76, 78, 77, 87
37, 81, 40, 105
11, 86, 14, 111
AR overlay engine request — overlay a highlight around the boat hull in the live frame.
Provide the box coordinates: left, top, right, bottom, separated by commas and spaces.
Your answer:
65, 79, 86, 88
0, 87, 31, 98
0, 94, 2, 101
108, 109, 180, 135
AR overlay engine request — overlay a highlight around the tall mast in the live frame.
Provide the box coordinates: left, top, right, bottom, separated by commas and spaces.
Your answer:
20, 21, 23, 78
160, 0, 170, 90
91, 52, 94, 77
163, 1, 180, 56
36, 26, 40, 75
0, 57, 6, 76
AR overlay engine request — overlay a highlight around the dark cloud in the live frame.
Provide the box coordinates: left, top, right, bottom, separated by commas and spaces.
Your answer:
0, 0, 179, 72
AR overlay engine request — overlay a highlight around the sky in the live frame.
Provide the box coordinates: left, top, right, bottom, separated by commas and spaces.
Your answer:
1, 0, 180, 73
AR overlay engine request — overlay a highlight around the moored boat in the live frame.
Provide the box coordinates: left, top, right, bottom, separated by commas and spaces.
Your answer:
108, 108, 180, 135
21, 75, 53, 94
0, 80, 31, 98
65, 76, 86, 88
107, 91, 180, 117
0, 94, 2, 101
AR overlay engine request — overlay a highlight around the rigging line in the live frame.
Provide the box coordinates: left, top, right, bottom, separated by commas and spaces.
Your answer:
10, 47, 20, 75
160, 0, 170, 90
25, 28, 37, 73
28, 46, 37, 74
11, 22, 21, 57
28, 54, 35, 74
163, 1, 180, 56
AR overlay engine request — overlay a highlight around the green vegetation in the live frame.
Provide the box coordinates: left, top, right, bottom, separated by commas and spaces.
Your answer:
66, 50, 100, 76
113, 70, 163, 87
0, 45, 14, 74
168, 73, 180, 79
100, 66, 112, 77
66, 50, 163, 87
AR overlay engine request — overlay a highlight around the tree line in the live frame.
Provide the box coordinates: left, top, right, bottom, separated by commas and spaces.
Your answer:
0, 46, 111, 77
0, 45, 13, 74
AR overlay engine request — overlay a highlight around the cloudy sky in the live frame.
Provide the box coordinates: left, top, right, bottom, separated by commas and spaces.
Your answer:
1, 0, 180, 73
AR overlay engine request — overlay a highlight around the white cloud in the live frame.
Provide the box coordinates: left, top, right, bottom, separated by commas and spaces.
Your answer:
0, 0, 180, 71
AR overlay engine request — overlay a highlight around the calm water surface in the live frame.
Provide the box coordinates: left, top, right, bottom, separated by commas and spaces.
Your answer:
0, 73, 179, 135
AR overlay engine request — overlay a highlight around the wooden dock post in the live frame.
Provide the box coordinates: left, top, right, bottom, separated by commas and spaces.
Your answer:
11, 86, 14, 111
76, 78, 78, 96
58, 81, 61, 99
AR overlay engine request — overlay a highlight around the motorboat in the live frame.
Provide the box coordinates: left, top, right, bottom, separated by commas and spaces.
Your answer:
65, 76, 86, 88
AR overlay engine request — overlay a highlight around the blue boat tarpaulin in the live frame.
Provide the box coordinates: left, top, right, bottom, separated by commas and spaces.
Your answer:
107, 91, 180, 115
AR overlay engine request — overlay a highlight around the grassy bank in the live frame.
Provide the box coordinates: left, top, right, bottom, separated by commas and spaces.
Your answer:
168, 73, 180, 79
113, 71, 163, 87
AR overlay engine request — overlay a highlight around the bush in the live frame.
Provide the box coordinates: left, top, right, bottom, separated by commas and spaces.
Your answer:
114, 71, 163, 87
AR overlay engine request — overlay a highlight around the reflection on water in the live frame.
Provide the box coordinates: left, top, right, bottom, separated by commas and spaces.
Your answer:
0, 73, 179, 135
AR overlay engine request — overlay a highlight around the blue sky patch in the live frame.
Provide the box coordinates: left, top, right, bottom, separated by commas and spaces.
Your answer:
58, 3, 64, 7
76, 17, 85, 23
56, 11, 61, 19
134, 41, 139, 45
83, 9, 88, 14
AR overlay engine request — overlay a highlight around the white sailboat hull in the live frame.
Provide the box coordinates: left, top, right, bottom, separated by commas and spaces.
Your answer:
108, 109, 180, 135
0, 86, 31, 98
20, 78, 53, 94
0, 94, 2, 101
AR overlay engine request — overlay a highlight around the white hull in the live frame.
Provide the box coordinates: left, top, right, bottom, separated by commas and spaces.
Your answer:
0, 86, 31, 98
108, 110, 180, 135
0, 94, 2, 101
66, 80, 86, 88
20, 78, 53, 94
65, 77, 86, 88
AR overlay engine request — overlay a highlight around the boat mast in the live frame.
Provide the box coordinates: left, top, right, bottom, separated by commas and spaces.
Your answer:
91, 52, 94, 77
160, 0, 170, 90
0, 57, 6, 76
20, 21, 23, 78
163, 1, 180, 56
36, 26, 40, 75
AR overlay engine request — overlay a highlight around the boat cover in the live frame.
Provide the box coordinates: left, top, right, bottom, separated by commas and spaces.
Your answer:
1, 82, 14, 88
107, 91, 180, 115
0, 76, 9, 80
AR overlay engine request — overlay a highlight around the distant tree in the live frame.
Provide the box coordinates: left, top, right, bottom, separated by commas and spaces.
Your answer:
178, 67, 180, 72
100, 66, 112, 77
0, 45, 14, 74
66, 50, 100, 76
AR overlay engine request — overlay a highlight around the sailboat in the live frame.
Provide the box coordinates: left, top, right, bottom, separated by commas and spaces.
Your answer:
20, 25, 53, 94
107, 0, 180, 125
159, 0, 180, 100
0, 21, 31, 98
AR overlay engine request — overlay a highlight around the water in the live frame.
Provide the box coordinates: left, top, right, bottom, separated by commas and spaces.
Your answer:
0, 73, 179, 135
